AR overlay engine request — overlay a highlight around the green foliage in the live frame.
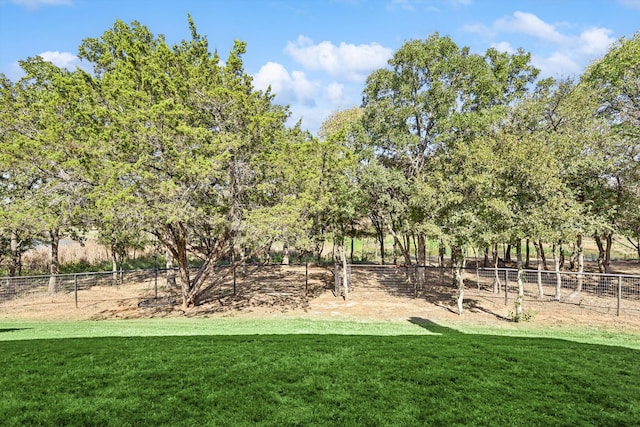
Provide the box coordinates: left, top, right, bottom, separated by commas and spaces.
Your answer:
361, 33, 541, 261
1, 20, 639, 305
73, 18, 295, 306
583, 33, 640, 257
509, 309, 537, 323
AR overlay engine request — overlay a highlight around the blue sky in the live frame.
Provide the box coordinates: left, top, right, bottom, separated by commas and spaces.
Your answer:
1, 0, 638, 134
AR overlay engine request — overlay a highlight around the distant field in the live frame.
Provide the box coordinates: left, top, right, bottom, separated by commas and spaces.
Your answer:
1, 319, 638, 426
16, 234, 639, 277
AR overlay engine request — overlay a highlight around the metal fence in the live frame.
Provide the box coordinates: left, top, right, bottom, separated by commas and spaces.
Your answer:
347, 264, 640, 316
0, 264, 332, 310
2, 263, 639, 317
0, 269, 161, 307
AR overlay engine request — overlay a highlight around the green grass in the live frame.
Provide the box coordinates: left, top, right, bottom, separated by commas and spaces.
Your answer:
1, 318, 639, 426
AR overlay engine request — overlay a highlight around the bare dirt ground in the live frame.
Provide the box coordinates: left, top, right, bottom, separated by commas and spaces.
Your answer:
1, 263, 640, 336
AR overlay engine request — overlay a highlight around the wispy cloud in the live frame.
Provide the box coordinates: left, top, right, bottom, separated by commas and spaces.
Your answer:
388, 0, 472, 11
495, 11, 571, 45
463, 11, 617, 77
618, 0, 640, 10
9, 0, 72, 10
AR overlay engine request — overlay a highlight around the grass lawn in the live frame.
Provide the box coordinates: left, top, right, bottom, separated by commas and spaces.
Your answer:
1, 318, 639, 426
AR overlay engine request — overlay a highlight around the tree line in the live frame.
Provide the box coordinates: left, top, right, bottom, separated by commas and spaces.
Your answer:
1, 17, 638, 313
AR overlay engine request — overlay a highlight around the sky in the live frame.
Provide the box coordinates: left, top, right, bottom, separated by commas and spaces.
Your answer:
1, 0, 639, 135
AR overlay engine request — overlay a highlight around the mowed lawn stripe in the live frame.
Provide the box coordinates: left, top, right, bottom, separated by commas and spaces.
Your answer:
1, 332, 638, 426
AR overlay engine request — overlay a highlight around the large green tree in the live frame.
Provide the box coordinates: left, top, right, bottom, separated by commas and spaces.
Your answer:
361, 34, 538, 313
78, 18, 292, 308
0, 60, 93, 283
583, 33, 640, 264
361, 34, 538, 271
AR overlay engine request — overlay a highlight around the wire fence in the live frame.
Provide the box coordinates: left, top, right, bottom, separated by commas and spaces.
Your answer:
347, 265, 640, 316
1, 263, 639, 317
0, 269, 162, 307
0, 264, 332, 311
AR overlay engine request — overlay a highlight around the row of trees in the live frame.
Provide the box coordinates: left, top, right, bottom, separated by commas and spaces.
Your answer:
1, 17, 638, 313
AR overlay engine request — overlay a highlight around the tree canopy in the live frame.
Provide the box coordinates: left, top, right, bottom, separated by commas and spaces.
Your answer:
1, 20, 638, 314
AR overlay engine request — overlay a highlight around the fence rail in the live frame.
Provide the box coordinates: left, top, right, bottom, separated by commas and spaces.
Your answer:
0, 264, 330, 310
1, 264, 639, 317
0, 269, 161, 307
347, 264, 640, 316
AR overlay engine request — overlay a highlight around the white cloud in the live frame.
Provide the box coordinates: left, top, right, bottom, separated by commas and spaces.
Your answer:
325, 82, 345, 106
284, 36, 392, 82
482, 11, 616, 56
495, 11, 570, 45
38, 51, 79, 69
3, 51, 84, 80
618, 0, 640, 10
10, 0, 72, 9
461, 23, 493, 38
253, 61, 320, 106
464, 11, 618, 78
577, 27, 615, 55
490, 41, 515, 54
387, 0, 420, 11
532, 52, 581, 78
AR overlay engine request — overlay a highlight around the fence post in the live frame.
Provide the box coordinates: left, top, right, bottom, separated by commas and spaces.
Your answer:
504, 270, 509, 305
305, 262, 308, 294
617, 275, 622, 317
74, 274, 78, 308
233, 264, 237, 296
154, 254, 158, 300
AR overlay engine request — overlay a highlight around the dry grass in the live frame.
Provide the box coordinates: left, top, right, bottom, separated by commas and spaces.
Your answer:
22, 239, 155, 273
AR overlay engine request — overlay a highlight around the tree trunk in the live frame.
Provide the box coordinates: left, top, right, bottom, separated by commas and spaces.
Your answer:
48, 228, 60, 294
483, 246, 489, 268
386, 223, 411, 266
438, 243, 445, 268
172, 237, 192, 309
525, 238, 530, 269
552, 242, 562, 301
453, 247, 465, 315
568, 234, 584, 301
9, 230, 20, 277
515, 240, 524, 319
111, 243, 119, 285
604, 233, 613, 274
438, 242, 446, 286
416, 233, 426, 292
504, 243, 512, 263
568, 242, 577, 271
492, 243, 501, 293
333, 240, 349, 299
350, 237, 354, 264
166, 247, 176, 287
342, 244, 349, 298
282, 240, 290, 265
534, 241, 544, 299
594, 235, 606, 273
538, 240, 548, 270
392, 237, 397, 266
627, 236, 640, 263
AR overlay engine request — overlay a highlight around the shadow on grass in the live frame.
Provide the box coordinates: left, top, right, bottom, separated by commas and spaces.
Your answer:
407, 317, 464, 335
0, 328, 30, 333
